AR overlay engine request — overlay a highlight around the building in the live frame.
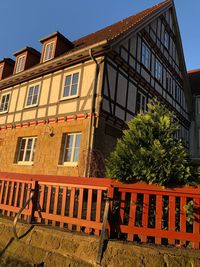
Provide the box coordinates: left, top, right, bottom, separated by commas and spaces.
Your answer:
188, 69, 200, 161
0, 0, 192, 178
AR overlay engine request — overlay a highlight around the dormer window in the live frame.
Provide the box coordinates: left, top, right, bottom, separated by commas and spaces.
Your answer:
43, 42, 54, 62
40, 32, 74, 63
16, 55, 26, 73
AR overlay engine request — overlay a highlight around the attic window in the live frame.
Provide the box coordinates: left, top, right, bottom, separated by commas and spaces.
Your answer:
164, 31, 170, 49
43, 42, 54, 62
16, 55, 25, 73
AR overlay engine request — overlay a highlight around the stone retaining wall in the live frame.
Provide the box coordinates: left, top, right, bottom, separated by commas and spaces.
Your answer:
0, 217, 200, 267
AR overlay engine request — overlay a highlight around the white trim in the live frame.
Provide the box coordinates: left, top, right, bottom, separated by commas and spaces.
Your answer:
61, 72, 80, 99
15, 162, 34, 166
16, 55, 26, 73
43, 41, 55, 62
24, 104, 38, 109
17, 137, 37, 163
60, 95, 79, 102
24, 84, 40, 108
0, 92, 10, 113
62, 133, 81, 164
62, 162, 78, 167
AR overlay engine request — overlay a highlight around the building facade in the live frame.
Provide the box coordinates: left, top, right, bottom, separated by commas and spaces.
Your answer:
0, 0, 193, 177
188, 69, 200, 161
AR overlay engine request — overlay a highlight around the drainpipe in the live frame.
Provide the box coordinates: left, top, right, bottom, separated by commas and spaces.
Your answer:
84, 49, 100, 177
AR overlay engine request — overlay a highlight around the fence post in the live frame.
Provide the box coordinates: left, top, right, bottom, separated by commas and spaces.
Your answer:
27, 180, 39, 224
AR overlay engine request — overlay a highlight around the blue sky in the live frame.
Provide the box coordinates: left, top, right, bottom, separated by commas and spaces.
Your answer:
0, 0, 199, 70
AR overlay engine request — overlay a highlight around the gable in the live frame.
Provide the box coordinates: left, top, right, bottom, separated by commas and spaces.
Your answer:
110, 3, 191, 116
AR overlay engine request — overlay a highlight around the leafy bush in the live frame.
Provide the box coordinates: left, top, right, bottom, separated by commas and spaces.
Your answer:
105, 99, 192, 186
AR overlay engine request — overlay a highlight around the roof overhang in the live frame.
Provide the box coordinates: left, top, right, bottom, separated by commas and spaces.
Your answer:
0, 40, 109, 90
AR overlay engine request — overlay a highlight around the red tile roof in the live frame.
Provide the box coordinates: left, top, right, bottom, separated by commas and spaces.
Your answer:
71, 0, 172, 52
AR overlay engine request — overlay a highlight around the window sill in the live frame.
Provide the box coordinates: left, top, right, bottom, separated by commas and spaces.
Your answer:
60, 95, 79, 102
24, 104, 38, 110
0, 111, 8, 115
13, 162, 33, 166
57, 162, 78, 167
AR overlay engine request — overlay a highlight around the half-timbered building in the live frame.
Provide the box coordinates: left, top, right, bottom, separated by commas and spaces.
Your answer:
188, 69, 200, 161
0, 0, 192, 177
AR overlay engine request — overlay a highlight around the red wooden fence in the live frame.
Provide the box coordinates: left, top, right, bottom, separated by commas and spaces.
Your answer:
111, 182, 200, 249
0, 174, 35, 221
0, 172, 200, 249
0, 173, 112, 237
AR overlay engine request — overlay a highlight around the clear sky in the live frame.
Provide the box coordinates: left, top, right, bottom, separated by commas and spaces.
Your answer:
0, 0, 199, 71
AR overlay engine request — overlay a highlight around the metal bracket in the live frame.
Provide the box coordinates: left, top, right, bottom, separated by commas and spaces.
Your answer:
13, 189, 35, 239
96, 198, 110, 264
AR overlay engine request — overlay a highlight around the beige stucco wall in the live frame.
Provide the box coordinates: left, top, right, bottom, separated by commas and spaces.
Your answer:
0, 58, 103, 126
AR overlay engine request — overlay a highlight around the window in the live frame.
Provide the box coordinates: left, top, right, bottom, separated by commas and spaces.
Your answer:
166, 75, 172, 95
0, 93, 10, 113
62, 73, 79, 98
136, 92, 147, 113
25, 85, 40, 107
141, 43, 151, 69
17, 137, 37, 164
62, 133, 81, 165
16, 55, 25, 73
43, 42, 54, 62
196, 98, 200, 115
164, 31, 170, 49
198, 128, 200, 148
155, 59, 162, 81
175, 85, 181, 103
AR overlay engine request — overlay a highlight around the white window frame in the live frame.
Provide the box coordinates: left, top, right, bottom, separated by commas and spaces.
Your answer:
17, 137, 37, 165
155, 59, 162, 81
16, 55, 26, 73
25, 84, 40, 108
164, 31, 170, 49
61, 72, 80, 100
141, 42, 151, 70
62, 133, 81, 166
0, 93, 10, 113
43, 41, 54, 62
137, 92, 147, 113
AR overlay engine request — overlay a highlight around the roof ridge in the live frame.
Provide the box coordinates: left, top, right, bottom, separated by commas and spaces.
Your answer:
73, 0, 173, 45
188, 69, 200, 74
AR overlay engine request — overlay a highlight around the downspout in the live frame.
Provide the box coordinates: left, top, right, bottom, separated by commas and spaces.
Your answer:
84, 49, 100, 177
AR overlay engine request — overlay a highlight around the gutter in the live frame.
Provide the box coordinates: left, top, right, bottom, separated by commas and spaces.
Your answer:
84, 49, 103, 177
0, 40, 109, 91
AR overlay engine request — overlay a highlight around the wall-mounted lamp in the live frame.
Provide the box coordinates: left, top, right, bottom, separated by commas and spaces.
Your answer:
43, 125, 54, 137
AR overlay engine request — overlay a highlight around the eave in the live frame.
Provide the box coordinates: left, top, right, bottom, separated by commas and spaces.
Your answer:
0, 40, 109, 91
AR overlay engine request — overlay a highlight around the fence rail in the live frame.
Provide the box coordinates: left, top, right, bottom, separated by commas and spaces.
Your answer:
111, 183, 200, 249
0, 172, 200, 249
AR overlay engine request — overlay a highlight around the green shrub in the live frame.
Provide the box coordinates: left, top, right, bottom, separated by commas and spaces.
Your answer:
106, 99, 192, 186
